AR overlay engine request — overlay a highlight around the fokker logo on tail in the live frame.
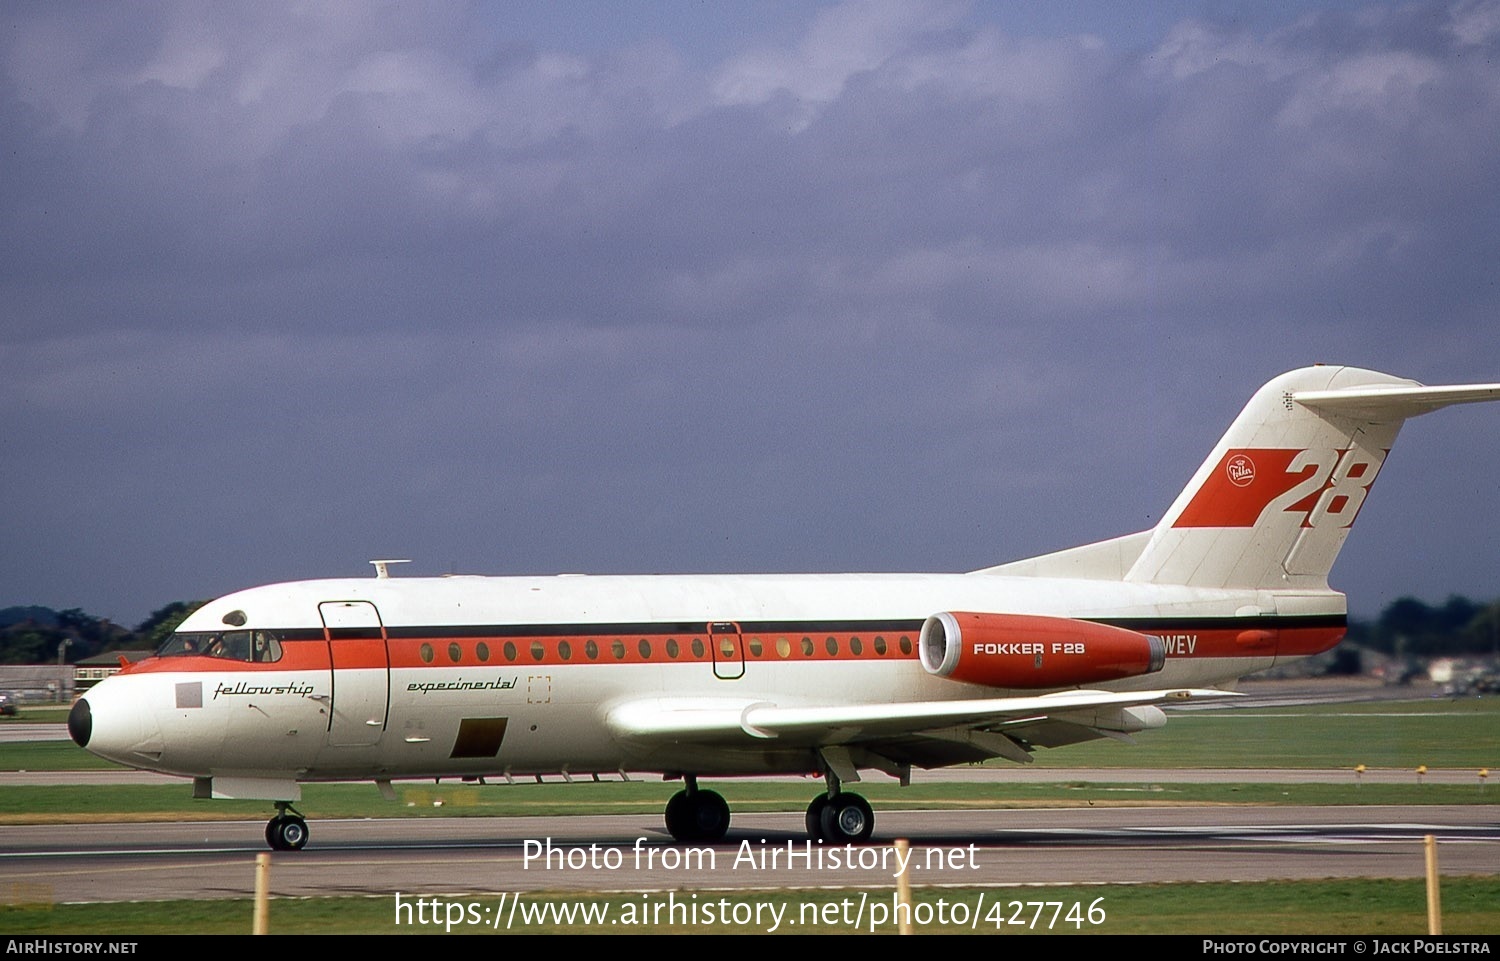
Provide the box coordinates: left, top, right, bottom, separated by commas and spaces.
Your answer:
1226, 454, 1256, 487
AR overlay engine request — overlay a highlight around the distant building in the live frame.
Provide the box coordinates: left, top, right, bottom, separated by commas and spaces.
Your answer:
72, 651, 154, 693
0, 665, 76, 703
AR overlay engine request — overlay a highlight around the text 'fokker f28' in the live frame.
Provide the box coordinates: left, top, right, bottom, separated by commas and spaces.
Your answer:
69, 365, 1500, 850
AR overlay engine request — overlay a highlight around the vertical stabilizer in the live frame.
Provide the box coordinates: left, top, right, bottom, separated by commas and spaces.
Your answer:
1124, 366, 1500, 590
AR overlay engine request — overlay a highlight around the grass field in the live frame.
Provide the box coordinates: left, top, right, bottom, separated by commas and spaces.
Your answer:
0, 741, 118, 770
5, 705, 73, 723
0, 779, 1495, 824
1032, 695, 1500, 769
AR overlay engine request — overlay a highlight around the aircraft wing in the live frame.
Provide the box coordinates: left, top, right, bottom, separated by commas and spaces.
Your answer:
606, 688, 1239, 767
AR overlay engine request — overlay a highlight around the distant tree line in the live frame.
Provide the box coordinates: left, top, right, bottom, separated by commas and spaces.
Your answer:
1, 594, 1496, 665
0, 602, 205, 665
1344, 595, 1500, 659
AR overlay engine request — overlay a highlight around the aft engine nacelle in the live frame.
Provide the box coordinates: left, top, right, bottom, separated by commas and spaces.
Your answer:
919, 612, 1166, 689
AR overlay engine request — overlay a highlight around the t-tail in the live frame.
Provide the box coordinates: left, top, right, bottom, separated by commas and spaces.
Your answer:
1126, 365, 1500, 590
984, 365, 1500, 591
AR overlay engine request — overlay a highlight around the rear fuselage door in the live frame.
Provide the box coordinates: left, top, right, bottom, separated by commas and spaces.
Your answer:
708, 621, 745, 680
320, 601, 390, 746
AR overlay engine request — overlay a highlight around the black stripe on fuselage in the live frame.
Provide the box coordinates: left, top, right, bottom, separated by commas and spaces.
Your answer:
382, 620, 926, 638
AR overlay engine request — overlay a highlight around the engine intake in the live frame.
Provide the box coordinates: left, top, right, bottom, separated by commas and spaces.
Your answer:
919, 612, 1166, 689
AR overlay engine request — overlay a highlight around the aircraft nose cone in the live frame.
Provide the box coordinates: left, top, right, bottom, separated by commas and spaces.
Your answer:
68, 697, 92, 747
76, 678, 165, 769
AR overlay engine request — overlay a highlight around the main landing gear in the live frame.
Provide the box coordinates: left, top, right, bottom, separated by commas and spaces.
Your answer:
662, 771, 875, 845
805, 768, 874, 844
663, 776, 731, 842
265, 802, 309, 851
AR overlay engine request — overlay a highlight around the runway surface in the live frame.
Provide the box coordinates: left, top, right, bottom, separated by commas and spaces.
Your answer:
1, 805, 1495, 904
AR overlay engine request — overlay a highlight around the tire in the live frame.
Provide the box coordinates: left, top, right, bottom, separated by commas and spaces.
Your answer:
664, 790, 693, 841
689, 790, 730, 843
805, 795, 830, 840
818, 792, 873, 843
270, 815, 309, 851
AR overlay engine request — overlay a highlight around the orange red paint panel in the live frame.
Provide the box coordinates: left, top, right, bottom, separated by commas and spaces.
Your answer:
1174, 448, 1312, 528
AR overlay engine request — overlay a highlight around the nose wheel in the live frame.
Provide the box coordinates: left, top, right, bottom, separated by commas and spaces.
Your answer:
266, 803, 309, 851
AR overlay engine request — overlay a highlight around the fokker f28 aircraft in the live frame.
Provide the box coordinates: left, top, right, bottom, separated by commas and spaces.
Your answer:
70, 366, 1500, 851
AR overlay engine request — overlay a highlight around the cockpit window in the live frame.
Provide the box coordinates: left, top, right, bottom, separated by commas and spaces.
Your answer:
157, 630, 284, 663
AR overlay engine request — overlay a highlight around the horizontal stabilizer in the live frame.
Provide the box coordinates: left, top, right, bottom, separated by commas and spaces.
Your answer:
1292, 383, 1500, 421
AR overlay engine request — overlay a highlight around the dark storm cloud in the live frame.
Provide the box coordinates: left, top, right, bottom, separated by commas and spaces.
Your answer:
2, 0, 1498, 624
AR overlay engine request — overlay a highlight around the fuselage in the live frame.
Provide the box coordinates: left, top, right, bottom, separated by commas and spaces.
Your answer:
75, 571, 1345, 783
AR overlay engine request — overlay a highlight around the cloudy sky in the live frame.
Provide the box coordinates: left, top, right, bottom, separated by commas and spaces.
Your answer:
3, 0, 1498, 628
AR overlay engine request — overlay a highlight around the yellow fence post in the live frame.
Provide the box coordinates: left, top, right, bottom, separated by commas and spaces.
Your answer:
1424, 834, 1442, 936
894, 838, 913, 935
253, 853, 271, 935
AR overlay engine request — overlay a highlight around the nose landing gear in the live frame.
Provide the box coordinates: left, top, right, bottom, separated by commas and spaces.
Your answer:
266, 802, 309, 851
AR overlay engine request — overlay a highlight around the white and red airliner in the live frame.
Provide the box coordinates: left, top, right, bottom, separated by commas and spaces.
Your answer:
70, 365, 1500, 850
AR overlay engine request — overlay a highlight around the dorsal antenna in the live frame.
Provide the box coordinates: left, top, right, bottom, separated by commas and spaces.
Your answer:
370, 559, 412, 579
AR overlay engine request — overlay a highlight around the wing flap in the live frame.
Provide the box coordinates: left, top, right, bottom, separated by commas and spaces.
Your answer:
607, 688, 1237, 747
